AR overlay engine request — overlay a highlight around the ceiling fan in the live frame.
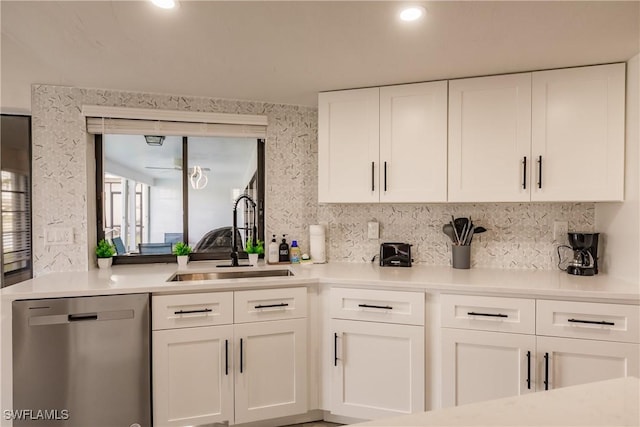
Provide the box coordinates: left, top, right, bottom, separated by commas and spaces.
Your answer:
144, 158, 210, 172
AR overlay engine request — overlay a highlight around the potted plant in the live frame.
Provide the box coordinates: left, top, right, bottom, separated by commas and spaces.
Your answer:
245, 239, 264, 267
173, 242, 192, 268
95, 239, 116, 269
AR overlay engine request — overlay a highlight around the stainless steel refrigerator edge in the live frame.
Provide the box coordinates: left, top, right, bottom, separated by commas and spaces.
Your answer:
12, 294, 151, 427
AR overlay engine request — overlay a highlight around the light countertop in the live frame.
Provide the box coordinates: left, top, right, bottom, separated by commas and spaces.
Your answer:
351, 376, 640, 426
1, 261, 638, 303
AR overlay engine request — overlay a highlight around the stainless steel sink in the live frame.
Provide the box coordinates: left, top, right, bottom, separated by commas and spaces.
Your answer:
169, 269, 294, 282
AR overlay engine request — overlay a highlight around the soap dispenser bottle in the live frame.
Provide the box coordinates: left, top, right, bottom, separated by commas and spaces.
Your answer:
268, 234, 278, 264
279, 235, 290, 263
290, 240, 301, 264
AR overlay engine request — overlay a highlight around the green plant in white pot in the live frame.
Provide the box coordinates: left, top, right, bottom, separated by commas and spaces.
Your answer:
173, 242, 192, 268
95, 239, 116, 269
245, 239, 264, 267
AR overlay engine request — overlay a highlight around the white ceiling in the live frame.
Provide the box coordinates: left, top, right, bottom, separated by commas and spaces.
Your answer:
1, 1, 639, 112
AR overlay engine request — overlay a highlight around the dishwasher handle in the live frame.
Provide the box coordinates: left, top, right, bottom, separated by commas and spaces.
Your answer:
68, 313, 98, 322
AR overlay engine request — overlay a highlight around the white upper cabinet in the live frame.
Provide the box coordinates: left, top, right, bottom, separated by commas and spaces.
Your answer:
321, 63, 625, 203
448, 73, 532, 202
319, 82, 448, 203
318, 88, 380, 203
531, 63, 625, 201
379, 81, 448, 202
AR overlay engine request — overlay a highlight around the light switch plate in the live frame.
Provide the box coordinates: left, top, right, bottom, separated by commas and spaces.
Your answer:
45, 227, 74, 245
367, 222, 379, 240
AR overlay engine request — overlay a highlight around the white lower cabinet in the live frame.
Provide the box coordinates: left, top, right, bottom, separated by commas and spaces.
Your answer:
331, 319, 424, 419
441, 295, 640, 408
234, 319, 307, 424
441, 328, 535, 407
152, 288, 308, 427
153, 325, 235, 427
329, 288, 425, 420
537, 335, 639, 391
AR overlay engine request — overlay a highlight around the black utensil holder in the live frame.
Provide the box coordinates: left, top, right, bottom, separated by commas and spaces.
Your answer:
452, 245, 471, 269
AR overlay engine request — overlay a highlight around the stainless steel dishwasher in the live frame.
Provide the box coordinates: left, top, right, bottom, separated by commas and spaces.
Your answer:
12, 294, 151, 427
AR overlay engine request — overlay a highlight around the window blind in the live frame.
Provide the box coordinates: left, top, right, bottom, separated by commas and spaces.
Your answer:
83, 106, 268, 138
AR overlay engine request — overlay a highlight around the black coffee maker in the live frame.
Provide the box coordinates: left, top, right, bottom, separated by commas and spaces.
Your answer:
566, 232, 599, 276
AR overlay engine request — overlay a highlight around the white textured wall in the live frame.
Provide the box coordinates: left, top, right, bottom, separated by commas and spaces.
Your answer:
595, 54, 640, 283
31, 85, 318, 276
318, 202, 594, 270
32, 84, 597, 274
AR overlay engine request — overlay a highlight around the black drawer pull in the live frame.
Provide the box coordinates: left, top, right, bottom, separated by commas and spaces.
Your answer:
371, 162, 375, 192
526, 351, 531, 390
240, 338, 244, 373
359, 304, 393, 310
568, 318, 615, 326
467, 311, 508, 318
225, 339, 229, 376
334, 332, 338, 367
68, 313, 98, 322
537, 155, 543, 189
544, 352, 549, 390
522, 156, 527, 189
254, 303, 289, 309
174, 308, 213, 315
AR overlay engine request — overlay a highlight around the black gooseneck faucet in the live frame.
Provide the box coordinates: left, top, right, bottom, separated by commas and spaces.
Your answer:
229, 194, 257, 267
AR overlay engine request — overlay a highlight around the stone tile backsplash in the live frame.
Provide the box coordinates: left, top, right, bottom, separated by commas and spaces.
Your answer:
31, 84, 593, 275
318, 202, 594, 270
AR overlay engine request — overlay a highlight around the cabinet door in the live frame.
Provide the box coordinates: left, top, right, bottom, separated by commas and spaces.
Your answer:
318, 88, 380, 203
234, 318, 307, 424
536, 336, 639, 391
531, 63, 625, 201
441, 328, 535, 408
379, 81, 448, 202
331, 319, 424, 420
448, 73, 532, 202
153, 325, 234, 427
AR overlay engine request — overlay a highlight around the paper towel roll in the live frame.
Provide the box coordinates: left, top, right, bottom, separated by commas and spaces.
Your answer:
309, 225, 326, 264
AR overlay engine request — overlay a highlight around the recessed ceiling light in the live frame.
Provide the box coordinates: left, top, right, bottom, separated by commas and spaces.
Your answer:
399, 6, 426, 22
150, 0, 176, 9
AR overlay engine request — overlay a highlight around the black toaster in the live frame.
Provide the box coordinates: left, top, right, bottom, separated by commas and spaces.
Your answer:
380, 243, 412, 267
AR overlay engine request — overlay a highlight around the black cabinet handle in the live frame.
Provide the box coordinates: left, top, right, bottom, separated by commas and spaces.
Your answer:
359, 304, 393, 310
225, 339, 229, 376
384, 161, 387, 192
568, 318, 615, 326
526, 351, 531, 390
240, 338, 244, 374
174, 308, 213, 315
334, 333, 338, 367
68, 313, 98, 322
254, 303, 289, 309
467, 312, 508, 318
522, 156, 527, 189
371, 162, 375, 192
537, 155, 543, 189
544, 352, 549, 390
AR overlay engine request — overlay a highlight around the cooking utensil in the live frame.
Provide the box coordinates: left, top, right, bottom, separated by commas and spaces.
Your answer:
442, 224, 456, 243
464, 227, 475, 245
474, 226, 487, 234
454, 217, 469, 238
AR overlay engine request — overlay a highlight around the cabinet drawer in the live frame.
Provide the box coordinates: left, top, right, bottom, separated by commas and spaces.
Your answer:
537, 300, 640, 343
441, 294, 535, 334
152, 292, 233, 330
234, 287, 307, 323
330, 288, 425, 326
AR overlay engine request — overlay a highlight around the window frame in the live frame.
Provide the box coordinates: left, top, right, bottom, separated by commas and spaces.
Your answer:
95, 134, 265, 265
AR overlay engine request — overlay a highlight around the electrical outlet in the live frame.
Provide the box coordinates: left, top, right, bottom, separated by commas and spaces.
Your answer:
367, 222, 379, 240
553, 221, 568, 242
45, 227, 74, 245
